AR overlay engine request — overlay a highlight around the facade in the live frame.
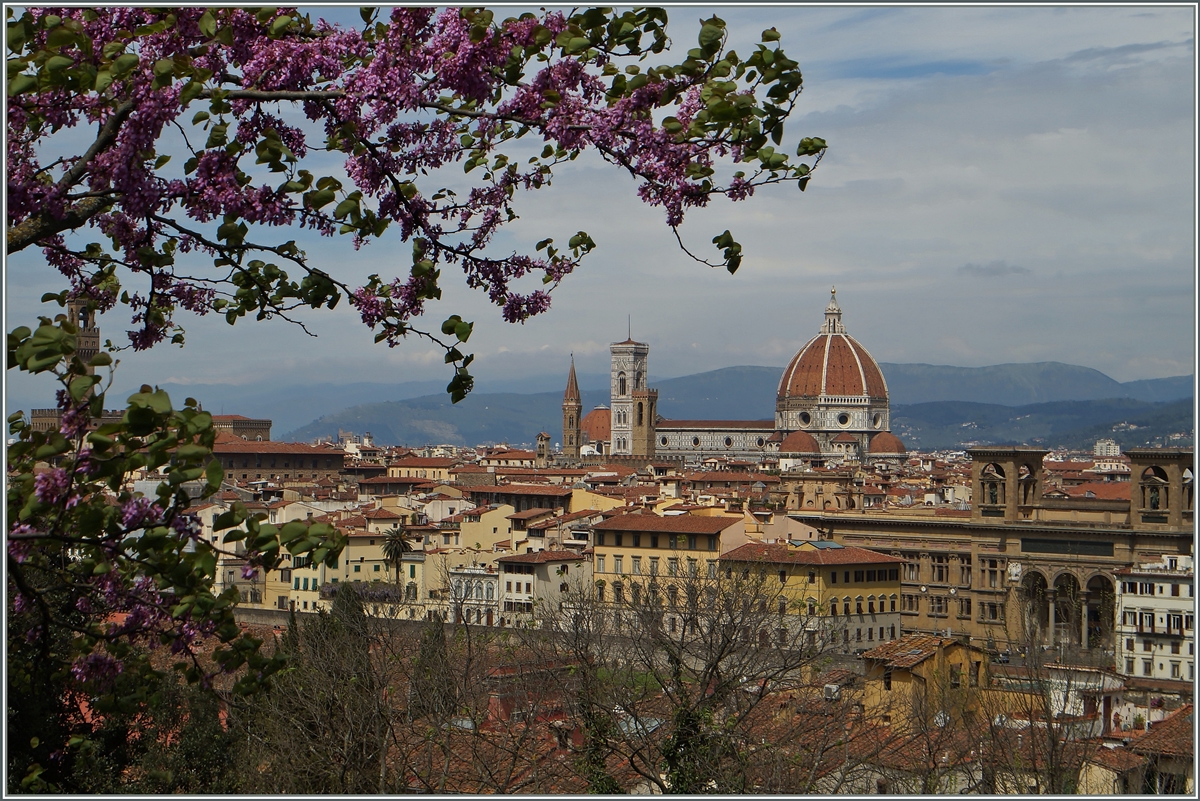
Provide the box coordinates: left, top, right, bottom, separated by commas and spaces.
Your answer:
449, 564, 499, 626
719, 540, 903, 651
496, 550, 589, 626
590, 512, 751, 601
795, 447, 1194, 659
559, 289, 907, 466
212, 435, 345, 484
1114, 555, 1194, 682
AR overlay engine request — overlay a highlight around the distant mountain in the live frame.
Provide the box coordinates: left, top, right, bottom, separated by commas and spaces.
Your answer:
891, 398, 1194, 451
879, 362, 1193, 406
67, 360, 1184, 447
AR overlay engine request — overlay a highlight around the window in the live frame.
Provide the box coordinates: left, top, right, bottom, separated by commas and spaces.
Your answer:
779, 598, 788, 615
959, 556, 972, 586
1172, 583, 1180, 597
903, 553, 920, 582
958, 598, 972, 618
525, 582, 531, 594
1143, 660, 1153, 676
410, 564, 416, 579
867, 596, 876, 614
631, 556, 641, 575
931, 554, 948, 584
1126, 658, 1135, 674
668, 558, 678, 576
596, 556, 606, 573
687, 558, 698, 577
707, 536, 717, 550
890, 594, 897, 612
1124, 612, 1138, 626
854, 571, 864, 583
866, 570, 876, 582
1143, 640, 1153, 652
708, 561, 717, 579
649, 557, 659, 575
830, 571, 838, 584
613, 583, 624, 603
902, 594, 919, 613
930, 595, 946, 615
808, 599, 817, 616
373, 564, 380, 572
506, 581, 512, 593
951, 668, 961, 688
856, 597, 864, 615
985, 559, 999, 589
1171, 641, 1181, 654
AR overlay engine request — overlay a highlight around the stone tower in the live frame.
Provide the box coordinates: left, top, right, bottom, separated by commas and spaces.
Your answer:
609, 337, 649, 455
68, 299, 100, 375
630, 387, 658, 459
562, 356, 582, 456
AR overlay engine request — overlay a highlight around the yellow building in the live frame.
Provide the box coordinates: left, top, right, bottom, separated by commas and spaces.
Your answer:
387, 456, 458, 481
859, 632, 992, 726
720, 540, 903, 650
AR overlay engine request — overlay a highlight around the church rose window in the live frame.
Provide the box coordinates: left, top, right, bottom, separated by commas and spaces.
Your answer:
660, 436, 668, 446
837, 413, 850, 426
724, 437, 733, 447
799, 412, 811, 425
692, 437, 700, 447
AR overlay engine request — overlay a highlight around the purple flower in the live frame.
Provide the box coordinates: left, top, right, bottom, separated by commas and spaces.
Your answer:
33, 469, 70, 505
120, 497, 164, 529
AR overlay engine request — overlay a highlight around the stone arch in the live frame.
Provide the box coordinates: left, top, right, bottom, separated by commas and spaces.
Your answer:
1140, 465, 1170, 511
1053, 573, 1082, 647
981, 463, 1006, 506
1084, 574, 1116, 650
1183, 467, 1194, 511
617, 372, 627, 396
1020, 570, 1050, 645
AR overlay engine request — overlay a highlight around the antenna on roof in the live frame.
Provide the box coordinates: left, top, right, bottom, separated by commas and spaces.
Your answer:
628, 314, 631, 340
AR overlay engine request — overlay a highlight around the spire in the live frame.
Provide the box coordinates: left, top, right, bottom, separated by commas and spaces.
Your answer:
821, 286, 844, 334
564, 355, 581, 403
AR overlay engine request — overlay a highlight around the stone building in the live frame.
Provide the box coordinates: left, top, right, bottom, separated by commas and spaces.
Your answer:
792, 446, 1194, 661
559, 289, 907, 467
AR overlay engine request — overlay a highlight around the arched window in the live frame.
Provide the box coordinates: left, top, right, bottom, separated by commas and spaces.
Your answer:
868, 595, 876, 614
454, 580, 464, 599
637, 402, 644, 426
843, 597, 851, 616
618, 372, 627, 395
475, 581, 483, 600
890, 594, 897, 612
485, 583, 494, 600
856, 596, 864, 615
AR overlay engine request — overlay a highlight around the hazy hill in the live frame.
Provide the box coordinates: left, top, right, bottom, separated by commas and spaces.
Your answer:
891, 398, 1194, 451
879, 362, 1192, 406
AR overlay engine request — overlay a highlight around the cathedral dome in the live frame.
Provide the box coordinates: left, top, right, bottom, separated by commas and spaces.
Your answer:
868, 431, 907, 455
580, 406, 611, 444
779, 430, 821, 454
777, 289, 888, 402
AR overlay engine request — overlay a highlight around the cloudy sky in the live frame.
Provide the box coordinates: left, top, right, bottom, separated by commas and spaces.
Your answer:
5, 5, 1196, 414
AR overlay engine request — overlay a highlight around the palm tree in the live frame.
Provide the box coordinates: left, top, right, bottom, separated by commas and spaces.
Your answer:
382, 526, 413, 585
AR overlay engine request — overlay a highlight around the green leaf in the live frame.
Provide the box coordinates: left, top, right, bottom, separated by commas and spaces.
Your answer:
111, 53, 139, 78
761, 28, 781, 42
44, 54, 74, 72
198, 10, 217, 38
7, 73, 37, 96
94, 69, 113, 94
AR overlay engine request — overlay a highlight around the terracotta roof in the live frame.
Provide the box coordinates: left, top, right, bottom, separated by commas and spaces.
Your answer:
507, 508, 556, 521
831, 431, 859, 443
211, 437, 343, 456
467, 484, 573, 497
1085, 746, 1146, 773
390, 457, 459, 468
869, 431, 907, 455
593, 513, 741, 535
581, 406, 611, 443
1065, 482, 1131, 501
496, 550, 586, 564
362, 507, 404, 519
527, 509, 601, 531
778, 331, 888, 401
720, 541, 902, 566
1131, 704, 1193, 759
860, 632, 960, 669
779, 430, 821, 454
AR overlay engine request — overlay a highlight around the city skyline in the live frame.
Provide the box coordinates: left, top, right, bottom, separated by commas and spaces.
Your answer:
4, 6, 1195, 414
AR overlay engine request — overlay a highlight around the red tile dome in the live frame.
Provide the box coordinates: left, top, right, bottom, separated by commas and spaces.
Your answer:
869, 431, 907, 455
580, 406, 610, 443
777, 289, 888, 402
779, 430, 821, 454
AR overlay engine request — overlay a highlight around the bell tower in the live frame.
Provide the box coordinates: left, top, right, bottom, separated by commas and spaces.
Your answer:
67, 299, 100, 375
630, 388, 658, 459
562, 356, 582, 457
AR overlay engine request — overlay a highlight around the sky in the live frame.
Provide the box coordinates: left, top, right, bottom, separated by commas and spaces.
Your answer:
4, 4, 1197, 416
